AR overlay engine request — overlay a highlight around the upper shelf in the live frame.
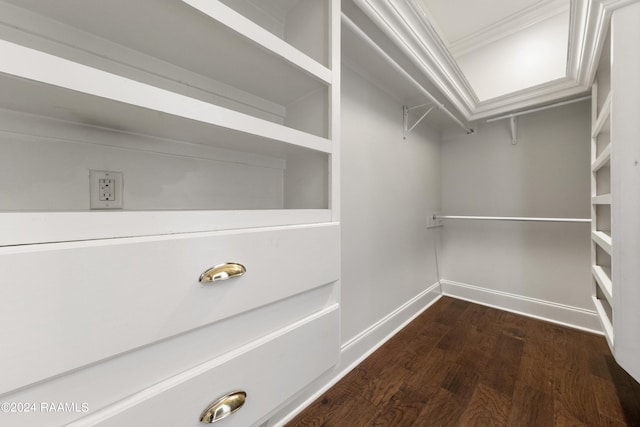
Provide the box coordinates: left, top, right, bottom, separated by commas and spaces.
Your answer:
0, 40, 332, 156
0, 0, 331, 136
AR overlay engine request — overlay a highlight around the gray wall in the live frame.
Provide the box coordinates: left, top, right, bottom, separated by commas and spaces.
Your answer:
440, 101, 593, 312
340, 64, 441, 343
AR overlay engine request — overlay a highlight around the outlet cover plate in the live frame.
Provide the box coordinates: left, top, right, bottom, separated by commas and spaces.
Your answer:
90, 170, 123, 209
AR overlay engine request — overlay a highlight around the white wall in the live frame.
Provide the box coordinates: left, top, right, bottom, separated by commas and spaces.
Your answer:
340, 64, 441, 343
270, 57, 444, 427
0, 110, 285, 211
440, 100, 599, 331
455, 11, 569, 101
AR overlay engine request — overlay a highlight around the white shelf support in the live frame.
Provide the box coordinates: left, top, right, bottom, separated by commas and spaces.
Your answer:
403, 104, 434, 139
486, 95, 592, 146
510, 116, 517, 145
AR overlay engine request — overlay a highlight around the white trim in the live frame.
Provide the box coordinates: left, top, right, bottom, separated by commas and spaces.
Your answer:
350, 0, 632, 121
340, 282, 441, 352
440, 279, 603, 334
448, 0, 570, 58
268, 282, 442, 426
352, 0, 476, 116
0, 211, 334, 247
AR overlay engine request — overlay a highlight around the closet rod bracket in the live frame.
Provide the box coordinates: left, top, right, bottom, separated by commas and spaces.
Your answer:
403, 104, 435, 139
510, 116, 517, 145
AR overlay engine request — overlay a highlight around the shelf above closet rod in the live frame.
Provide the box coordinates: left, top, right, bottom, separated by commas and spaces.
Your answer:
435, 215, 591, 223
486, 95, 592, 123
485, 95, 591, 145
341, 13, 473, 135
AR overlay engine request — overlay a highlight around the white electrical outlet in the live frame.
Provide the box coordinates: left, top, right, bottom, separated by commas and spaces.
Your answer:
99, 178, 115, 201
427, 212, 443, 228
90, 170, 123, 209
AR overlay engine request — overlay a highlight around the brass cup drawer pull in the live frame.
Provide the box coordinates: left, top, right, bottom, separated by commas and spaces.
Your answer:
199, 263, 246, 283
200, 391, 247, 424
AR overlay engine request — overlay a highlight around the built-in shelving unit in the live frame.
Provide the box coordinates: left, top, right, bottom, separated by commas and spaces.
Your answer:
0, 0, 340, 243
0, 1, 342, 425
591, 25, 614, 348
590, 2, 640, 384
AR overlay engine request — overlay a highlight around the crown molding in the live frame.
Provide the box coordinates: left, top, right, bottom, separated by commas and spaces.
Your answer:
448, 0, 569, 58
352, 0, 477, 117
408, 1, 451, 47
352, 0, 638, 124
470, 77, 589, 120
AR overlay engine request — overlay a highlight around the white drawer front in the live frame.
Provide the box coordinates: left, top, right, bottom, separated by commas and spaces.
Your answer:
70, 305, 340, 427
0, 223, 339, 394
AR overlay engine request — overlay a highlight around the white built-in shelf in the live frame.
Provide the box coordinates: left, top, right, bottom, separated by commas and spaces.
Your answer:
0, 0, 329, 126
592, 296, 614, 347
592, 93, 611, 138
0, 40, 332, 156
182, 0, 332, 84
592, 230, 613, 255
0, 0, 340, 246
592, 194, 612, 205
592, 265, 613, 304
0, 210, 333, 247
592, 143, 612, 172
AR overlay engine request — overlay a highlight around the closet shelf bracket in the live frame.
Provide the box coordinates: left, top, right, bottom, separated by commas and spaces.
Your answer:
403, 104, 435, 139
486, 95, 592, 146
509, 116, 517, 145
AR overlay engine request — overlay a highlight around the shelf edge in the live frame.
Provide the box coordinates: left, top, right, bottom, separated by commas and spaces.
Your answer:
591, 143, 611, 172
592, 265, 613, 304
592, 296, 614, 349
0, 40, 332, 154
592, 92, 611, 138
591, 194, 612, 205
181, 0, 332, 85
0, 209, 334, 247
592, 230, 613, 255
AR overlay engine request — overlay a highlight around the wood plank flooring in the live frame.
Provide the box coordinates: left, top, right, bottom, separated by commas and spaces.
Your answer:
287, 297, 640, 427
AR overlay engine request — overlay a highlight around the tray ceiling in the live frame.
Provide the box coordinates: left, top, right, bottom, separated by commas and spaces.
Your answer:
417, 0, 545, 47
352, 0, 635, 123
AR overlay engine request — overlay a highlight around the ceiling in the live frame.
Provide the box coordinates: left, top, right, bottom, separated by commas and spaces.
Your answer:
350, 0, 631, 124
416, 0, 546, 47
417, 0, 572, 101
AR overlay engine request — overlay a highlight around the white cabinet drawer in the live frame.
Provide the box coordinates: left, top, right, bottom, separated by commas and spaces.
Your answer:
0, 223, 339, 394
70, 305, 340, 427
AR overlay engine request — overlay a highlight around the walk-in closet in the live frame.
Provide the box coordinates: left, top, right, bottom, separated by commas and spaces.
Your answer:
1, 0, 639, 426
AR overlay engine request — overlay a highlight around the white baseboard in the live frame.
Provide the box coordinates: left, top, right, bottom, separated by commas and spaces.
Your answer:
440, 279, 603, 335
267, 281, 442, 426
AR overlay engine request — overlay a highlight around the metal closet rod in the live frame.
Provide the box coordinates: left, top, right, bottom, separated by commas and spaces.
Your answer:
341, 13, 474, 134
435, 215, 591, 223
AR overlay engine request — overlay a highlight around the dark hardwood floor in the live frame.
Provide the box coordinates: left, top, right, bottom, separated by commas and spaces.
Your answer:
287, 296, 640, 426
